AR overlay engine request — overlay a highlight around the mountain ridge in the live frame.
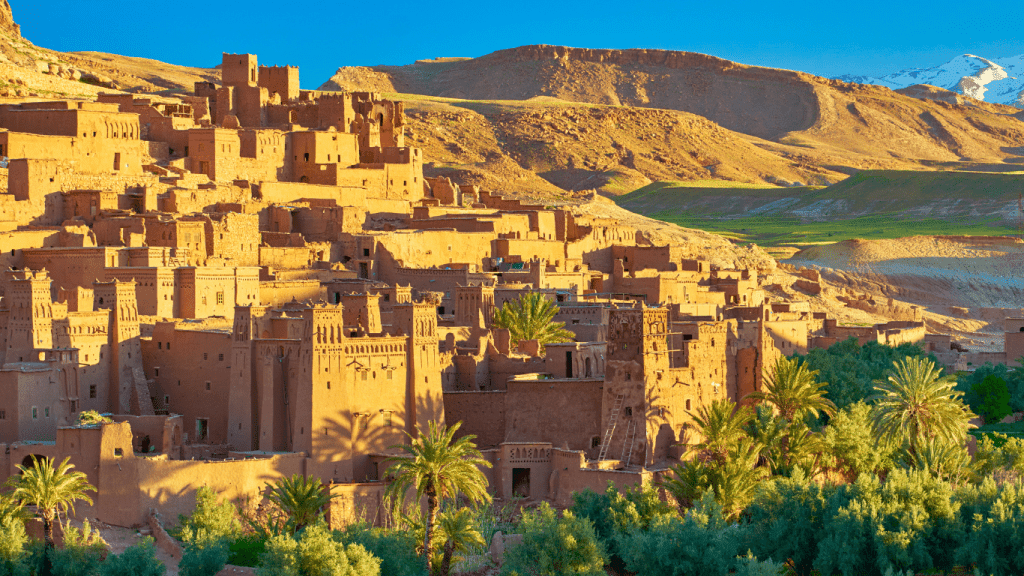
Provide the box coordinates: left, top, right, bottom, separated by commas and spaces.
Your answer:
836, 53, 1024, 108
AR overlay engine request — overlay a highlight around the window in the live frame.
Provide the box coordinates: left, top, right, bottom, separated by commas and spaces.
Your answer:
383, 412, 392, 427
218, 354, 224, 361
685, 399, 692, 411
114, 448, 123, 457
591, 436, 601, 449
326, 381, 331, 390
32, 407, 37, 419
623, 407, 633, 417
216, 291, 224, 305
44, 407, 49, 418
163, 395, 169, 407
167, 343, 171, 350
196, 418, 209, 441
361, 372, 367, 381
0, 410, 4, 420
387, 370, 393, 380
205, 381, 211, 391
363, 248, 370, 257
203, 353, 208, 360
158, 342, 162, 349
89, 385, 97, 399
358, 414, 369, 431
154, 367, 160, 377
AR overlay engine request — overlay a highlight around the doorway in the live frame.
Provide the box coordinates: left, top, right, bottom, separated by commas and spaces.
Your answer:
512, 468, 530, 498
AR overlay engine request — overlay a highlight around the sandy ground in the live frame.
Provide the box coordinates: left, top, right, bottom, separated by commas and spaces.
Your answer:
72, 518, 180, 575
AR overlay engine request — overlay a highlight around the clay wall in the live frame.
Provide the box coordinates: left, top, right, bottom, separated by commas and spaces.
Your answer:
505, 378, 604, 454
0, 362, 61, 442
258, 66, 299, 103
555, 305, 608, 342
443, 391, 506, 449
260, 280, 323, 306
142, 324, 233, 443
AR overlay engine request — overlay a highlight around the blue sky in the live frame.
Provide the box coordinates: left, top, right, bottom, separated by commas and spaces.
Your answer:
16, 0, 1024, 89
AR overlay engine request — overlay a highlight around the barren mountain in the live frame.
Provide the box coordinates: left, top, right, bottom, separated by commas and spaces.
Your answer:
323, 45, 1024, 173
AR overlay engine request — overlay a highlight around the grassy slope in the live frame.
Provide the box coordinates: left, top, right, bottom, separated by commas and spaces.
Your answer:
616, 170, 1024, 247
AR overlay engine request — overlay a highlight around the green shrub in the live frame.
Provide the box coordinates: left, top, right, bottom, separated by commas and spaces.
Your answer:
734, 551, 785, 576
745, 474, 833, 576
501, 503, 606, 576
614, 492, 743, 576
336, 523, 425, 576
257, 523, 380, 576
954, 477, 1024, 576
0, 514, 28, 572
50, 519, 107, 576
179, 538, 229, 576
973, 432, 1024, 477
178, 486, 241, 542
228, 534, 267, 568
973, 374, 1013, 424
98, 537, 165, 576
813, 471, 962, 576
822, 402, 896, 479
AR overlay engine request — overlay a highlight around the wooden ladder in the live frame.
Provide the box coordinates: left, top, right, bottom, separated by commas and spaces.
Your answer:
621, 418, 638, 467
597, 394, 625, 461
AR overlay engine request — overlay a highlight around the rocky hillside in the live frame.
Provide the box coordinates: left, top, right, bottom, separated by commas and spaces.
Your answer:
324, 45, 1024, 182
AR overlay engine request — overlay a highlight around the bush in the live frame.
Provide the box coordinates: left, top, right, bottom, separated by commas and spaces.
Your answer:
615, 492, 744, 576
745, 474, 833, 576
0, 513, 28, 574
973, 374, 1013, 424
734, 551, 785, 576
813, 471, 962, 576
501, 503, 606, 576
257, 523, 380, 576
337, 523, 425, 576
50, 520, 107, 576
228, 534, 267, 568
98, 537, 165, 576
179, 538, 229, 576
973, 432, 1024, 477
822, 402, 896, 480
957, 362, 1024, 414
954, 477, 1024, 576
178, 486, 241, 542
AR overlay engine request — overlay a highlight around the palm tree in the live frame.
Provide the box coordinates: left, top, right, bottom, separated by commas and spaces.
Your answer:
491, 292, 574, 351
266, 474, 334, 534
8, 456, 95, 552
714, 437, 768, 521
384, 421, 491, 574
748, 356, 836, 422
686, 398, 754, 464
660, 458, 710, 513
435, 508, 486, 576
870, 356, 976, 452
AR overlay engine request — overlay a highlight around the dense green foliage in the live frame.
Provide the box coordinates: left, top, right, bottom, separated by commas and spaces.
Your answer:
336, 524, 425, 576
957, 362, 1024, 416
799, 338, 935, 411
500, 503, 606, 576
257, 523, 380, 576
178, 486, 242, 542
49, 520, 106, 576
972, 374, 1013, 424
97, 538, 165, 576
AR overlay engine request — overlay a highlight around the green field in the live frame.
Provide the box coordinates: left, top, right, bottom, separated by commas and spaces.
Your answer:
616, 170, 1024, 248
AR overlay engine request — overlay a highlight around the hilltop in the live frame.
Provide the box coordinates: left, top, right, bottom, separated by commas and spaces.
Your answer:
323, 45, 1024, 185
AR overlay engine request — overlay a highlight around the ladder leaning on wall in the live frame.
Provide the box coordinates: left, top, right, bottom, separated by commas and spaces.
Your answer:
597, 394, 625, 461
621, 418, 638, 467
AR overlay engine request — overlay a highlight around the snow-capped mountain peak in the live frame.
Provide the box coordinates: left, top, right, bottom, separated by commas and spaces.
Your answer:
836, 53, 1024, 108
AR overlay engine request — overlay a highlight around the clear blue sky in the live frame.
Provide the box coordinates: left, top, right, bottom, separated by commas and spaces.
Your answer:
16, 0, 1024, 89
